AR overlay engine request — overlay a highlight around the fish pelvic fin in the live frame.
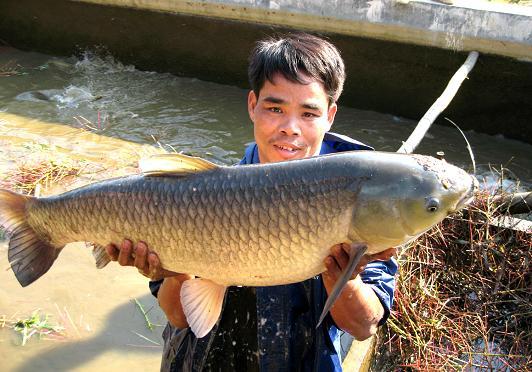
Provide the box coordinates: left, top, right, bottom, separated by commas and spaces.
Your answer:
180, 278, 227, 338
317, 243, 368, 328
89, 243, 111, 269
0, 189, 61, 287
139, 153, 219, 177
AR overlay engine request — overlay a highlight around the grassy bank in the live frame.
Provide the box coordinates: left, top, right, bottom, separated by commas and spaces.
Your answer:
374, 189, 531, 370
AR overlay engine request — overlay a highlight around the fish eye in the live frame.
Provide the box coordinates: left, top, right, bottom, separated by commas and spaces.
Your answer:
425, 198, 440, 213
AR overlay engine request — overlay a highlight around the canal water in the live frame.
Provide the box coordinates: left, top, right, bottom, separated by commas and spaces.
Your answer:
1, 47, 531, 184
0, 46, 530, 371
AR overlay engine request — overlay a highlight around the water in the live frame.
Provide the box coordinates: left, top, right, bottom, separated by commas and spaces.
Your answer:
1, 47, 531, 185
1, 48, 250, 165
0, 47, 530, 371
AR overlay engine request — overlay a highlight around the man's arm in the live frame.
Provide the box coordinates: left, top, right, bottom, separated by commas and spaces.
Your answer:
321, 243, 396, 340
157, 275, 192, 328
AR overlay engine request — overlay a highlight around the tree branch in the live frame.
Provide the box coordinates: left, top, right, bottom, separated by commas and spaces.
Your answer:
397, 51, 479, 154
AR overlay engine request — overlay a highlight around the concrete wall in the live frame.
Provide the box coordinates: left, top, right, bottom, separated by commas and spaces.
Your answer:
77, 0, 532, 61
0, 0, 531, 143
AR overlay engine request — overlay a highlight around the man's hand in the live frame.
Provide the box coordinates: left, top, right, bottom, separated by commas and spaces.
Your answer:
321, 243, 396, 340
323, 243, 396, 284
105, 239, 178, 280
106, 239, 191, 328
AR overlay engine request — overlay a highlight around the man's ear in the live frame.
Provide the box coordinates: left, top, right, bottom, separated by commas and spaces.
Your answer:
326, 103, 338, 131
247, 90, 257, 122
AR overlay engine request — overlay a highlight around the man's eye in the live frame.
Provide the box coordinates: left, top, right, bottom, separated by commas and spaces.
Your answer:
268, 107, 282, 113
303, 112, 318, 118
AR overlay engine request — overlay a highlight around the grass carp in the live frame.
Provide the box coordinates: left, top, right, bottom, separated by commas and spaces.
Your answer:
0, 151, 476, 337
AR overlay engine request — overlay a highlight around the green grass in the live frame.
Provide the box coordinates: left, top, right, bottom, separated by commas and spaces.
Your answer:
2, 310, 66, 346
133, 298, 163, 331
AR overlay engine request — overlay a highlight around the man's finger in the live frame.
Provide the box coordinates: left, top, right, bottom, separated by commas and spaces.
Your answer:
339, 243, 369, 270
147, 252, 162, 280
369, 247, 396, 262
323, 256, 341, 281
105, 244, 119, 261
118, 239, 134, 266
134, 241, 148, 272
160, 268, 181, 278
146, 252, 180, 280
331, 244, 350, 269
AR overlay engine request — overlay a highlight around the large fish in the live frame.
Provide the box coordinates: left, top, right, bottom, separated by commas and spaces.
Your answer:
0, 151, 476, 337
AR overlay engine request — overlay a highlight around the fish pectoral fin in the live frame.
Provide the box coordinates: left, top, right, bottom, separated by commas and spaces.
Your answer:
180, 278, 227, 338
89, 243, 111, 269
0, 189, 62, 287
317, 242, 368, 328
139, 153, 219, 177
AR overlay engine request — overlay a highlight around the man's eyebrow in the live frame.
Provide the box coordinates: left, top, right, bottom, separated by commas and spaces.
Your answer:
262, 96, 322, 111
302, 103, 321, 111
263, 96, 285, 104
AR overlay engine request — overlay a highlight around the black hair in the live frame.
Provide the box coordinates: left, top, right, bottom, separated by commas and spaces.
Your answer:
248, 32, 345, 105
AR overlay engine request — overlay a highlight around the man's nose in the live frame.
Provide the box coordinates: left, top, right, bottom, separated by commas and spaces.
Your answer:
279, 117, 301, 136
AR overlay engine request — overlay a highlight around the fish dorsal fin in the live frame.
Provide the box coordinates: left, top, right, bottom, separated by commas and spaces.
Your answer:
139, 153, 219, 176
180, 278, 227, 338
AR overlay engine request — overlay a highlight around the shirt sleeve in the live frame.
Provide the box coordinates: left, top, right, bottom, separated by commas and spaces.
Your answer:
149, 279, 163, 298
359, 258, 398, 326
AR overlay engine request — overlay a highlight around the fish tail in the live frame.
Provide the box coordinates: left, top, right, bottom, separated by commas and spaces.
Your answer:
0, 189, 61, 287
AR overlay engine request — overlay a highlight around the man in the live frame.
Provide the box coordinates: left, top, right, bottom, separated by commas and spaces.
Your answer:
106, 33, 397, 371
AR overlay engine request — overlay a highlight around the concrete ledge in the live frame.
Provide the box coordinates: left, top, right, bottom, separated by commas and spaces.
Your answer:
342, 335, 376, 371
75, 0, 532, 60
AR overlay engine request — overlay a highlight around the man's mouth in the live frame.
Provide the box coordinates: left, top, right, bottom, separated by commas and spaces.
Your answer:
274, 144, 301, 153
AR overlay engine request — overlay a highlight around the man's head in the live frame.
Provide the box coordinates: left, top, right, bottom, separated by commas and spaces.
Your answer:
247, 33, 345, 164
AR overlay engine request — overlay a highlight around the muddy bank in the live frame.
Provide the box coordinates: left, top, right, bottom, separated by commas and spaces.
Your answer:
0, 240, 167, 372
0, 115, 168, 372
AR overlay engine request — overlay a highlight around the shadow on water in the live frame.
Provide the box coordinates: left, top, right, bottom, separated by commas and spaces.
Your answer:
13, 293, 166, 372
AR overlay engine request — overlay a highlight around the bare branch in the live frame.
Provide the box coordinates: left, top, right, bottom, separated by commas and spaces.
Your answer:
398, 51, 479, 154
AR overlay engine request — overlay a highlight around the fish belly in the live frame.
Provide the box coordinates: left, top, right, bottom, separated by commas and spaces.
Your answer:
27, 171, 355, 287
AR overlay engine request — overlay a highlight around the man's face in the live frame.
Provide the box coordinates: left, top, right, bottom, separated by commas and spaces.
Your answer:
248, 73, 337, 164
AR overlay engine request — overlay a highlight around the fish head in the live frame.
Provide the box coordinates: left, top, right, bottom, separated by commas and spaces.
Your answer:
349, 153, 477, 253
396, 155, 478, 234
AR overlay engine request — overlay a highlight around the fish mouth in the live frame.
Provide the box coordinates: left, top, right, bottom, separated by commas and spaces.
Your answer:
455, 194, 475, 211
452, 176, 479, 212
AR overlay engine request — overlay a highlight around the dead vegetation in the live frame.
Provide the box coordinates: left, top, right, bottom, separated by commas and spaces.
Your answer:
1, 157, 84, 196
0, 60, 23, 77
0, 144, 86, 196
374, 189, 531, 370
